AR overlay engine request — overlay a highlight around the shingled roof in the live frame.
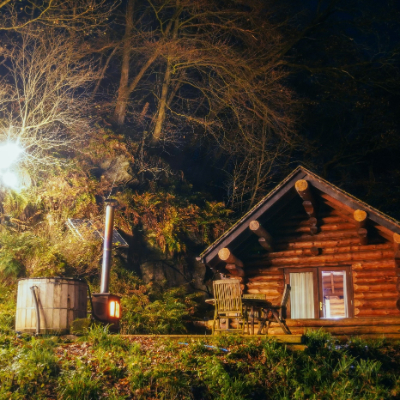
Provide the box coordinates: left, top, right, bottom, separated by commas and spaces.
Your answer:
199, 166, 400, 268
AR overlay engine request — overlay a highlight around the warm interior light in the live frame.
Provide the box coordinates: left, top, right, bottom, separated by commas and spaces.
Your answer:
109, 300, 120, 318
109, 300, 116, 317
116, 301, 120, 318
0, 142, 24, 170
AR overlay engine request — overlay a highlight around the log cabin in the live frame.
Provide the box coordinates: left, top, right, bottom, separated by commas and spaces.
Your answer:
199, 167, 400, 338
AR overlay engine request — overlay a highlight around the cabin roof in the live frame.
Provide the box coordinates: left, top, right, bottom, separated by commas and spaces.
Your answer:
199, 166, 400, 268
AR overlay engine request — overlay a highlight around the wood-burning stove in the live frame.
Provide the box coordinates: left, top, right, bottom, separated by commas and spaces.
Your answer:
91, 199, 122, 331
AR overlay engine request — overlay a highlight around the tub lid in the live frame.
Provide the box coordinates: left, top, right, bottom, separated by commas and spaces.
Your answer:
18, 277, 86, 282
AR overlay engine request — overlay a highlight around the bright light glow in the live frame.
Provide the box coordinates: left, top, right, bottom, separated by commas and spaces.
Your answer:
0, 142, 24, 170
116, 302, 120, 318
109, 300, 121, 318
109, 301, 116, 317
2, 171, 20, 189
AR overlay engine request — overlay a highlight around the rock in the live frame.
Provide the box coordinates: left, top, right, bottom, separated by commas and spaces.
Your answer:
100, 155, 135, 184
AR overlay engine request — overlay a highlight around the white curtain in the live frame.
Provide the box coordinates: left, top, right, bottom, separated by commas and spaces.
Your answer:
290, 272, 315, 319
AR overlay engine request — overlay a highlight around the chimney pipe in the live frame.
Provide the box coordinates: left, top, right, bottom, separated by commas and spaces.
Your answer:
100, 199, 119, 294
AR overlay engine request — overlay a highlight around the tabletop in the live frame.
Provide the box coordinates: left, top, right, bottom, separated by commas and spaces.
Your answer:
205, 298, 274, 307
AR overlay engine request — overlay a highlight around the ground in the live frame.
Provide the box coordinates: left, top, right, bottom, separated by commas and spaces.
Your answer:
1, 329, 400, 399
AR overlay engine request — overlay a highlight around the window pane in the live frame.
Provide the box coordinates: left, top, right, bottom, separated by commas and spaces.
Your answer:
321, 271, 347, 318
290, 272, 315, 319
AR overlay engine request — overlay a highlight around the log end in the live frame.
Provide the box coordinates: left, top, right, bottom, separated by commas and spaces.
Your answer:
249, 220, 261, 231
393, 232, 400, 244
295, 179, 308, 193
354, 209, 367, 223
218, 247, 231, 261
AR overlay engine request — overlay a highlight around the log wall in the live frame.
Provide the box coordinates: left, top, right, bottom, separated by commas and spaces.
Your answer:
241, 209, 400, 319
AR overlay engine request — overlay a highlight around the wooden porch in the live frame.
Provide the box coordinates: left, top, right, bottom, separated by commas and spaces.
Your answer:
195, 317, 400, 340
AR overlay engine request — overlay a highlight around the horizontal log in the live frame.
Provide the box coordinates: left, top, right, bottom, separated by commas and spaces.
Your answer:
353, 283, 397, 292
352, 260, 395, 270
280, 216, 348, 228
353, 269, 396, 279
247, 282, 284, 288
276, 222, 357, 235
256, 243, 393, 261
261, 260, 395, 270
247, 250, 394, 268
246, 289, 281, 295
354, 291, 398, 300
354, 299, 398, 309
225, 264, 245, 277
248, 274, 284, 282
246, 267, 282, 276
275, 238, 362, 250
275, 230, 360, 244
218, 248, 244, 268
355, 308, 400, 317
271, 317, 400, 328
268, 325, 400, 336
354, 277, 397, 285
226, 275, 245, 283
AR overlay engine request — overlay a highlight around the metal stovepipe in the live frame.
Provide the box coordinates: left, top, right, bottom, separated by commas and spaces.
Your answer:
100, 199, 119, 294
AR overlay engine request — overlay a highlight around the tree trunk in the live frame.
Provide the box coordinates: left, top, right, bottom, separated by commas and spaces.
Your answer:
152, 58, 172, 141
113, 0, 135, 125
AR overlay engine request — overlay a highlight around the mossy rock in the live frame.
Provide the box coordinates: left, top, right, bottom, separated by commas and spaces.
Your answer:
70, 318, 92, 335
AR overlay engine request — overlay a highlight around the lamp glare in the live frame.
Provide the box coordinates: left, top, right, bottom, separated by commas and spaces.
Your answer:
2, 171, 19, 189
0, 142, 24, 170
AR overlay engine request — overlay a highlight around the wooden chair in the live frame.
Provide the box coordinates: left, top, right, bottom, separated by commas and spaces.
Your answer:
259, 284, 292, 335
212, 279, 248, 335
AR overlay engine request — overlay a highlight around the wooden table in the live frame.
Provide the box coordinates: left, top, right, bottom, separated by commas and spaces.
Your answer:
241, 298, 272, 335
205, 298, 289, 335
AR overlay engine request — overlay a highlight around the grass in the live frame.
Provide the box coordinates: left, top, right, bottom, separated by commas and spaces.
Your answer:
0, 330, 400, 399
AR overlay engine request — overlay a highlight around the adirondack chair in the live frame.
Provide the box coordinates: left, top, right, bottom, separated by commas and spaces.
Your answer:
212, 279, 248, 335
259, 284, 292, 335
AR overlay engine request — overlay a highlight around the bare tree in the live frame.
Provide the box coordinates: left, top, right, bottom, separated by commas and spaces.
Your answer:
0, 30, 98, 176
0, 0, 116, 31
110, 0, 296, 145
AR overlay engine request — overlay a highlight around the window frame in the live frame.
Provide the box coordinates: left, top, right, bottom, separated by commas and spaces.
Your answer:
284, 266, 354, 319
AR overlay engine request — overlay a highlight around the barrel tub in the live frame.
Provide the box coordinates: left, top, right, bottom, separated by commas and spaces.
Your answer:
15, 277, 87, 334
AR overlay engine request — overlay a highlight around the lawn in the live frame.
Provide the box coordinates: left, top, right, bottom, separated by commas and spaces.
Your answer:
1, 328, 400, 399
